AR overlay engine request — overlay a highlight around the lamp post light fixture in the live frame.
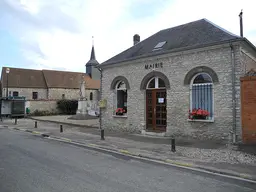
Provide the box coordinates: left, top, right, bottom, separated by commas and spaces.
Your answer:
87, 64, 104, 140
95, 64, 104, 140
6, 68, 10, 98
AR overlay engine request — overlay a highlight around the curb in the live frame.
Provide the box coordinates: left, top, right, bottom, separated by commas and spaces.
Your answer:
9, 127, 256, 184
47, 135, 256, 184
27, 117, 99, 129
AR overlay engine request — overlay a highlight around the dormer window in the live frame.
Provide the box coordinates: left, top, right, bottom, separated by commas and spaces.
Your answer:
152, 41, 166, 51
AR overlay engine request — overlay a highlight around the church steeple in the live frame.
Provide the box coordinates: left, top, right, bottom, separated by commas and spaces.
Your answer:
90, 45, 96, 61
85, 36, 100, 80
86, 36, 99, 67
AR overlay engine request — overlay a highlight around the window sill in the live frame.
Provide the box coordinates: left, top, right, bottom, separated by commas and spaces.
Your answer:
112, 115, 128, 118
187, 119, 214, 123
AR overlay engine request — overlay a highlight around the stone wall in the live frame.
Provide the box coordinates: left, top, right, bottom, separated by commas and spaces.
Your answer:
101, 43, 244, 142
85, 89, 99, 101
47, 88, 98, 102
48, 88, 80, 100
26, 100, 57, 113
1, 88, 47, 99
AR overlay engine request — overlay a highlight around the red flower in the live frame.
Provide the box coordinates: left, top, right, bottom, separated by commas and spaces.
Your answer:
189, 108, 210, 120
116, 108, 123, 112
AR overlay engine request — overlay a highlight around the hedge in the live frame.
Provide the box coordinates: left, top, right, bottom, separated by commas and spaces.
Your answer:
56, 99, 78, 115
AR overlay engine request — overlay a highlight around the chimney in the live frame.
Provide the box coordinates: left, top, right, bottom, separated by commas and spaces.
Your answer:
239, 10, 243, 37
133, 34, 140, 45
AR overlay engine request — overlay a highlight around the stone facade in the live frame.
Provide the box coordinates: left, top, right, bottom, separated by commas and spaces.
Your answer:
48, 88, 80, 100
2, 88, 47, 99
26, 100, 57, 113
85, 89, 99, 101
101, 42, 256, 143
2, 87, 81, 112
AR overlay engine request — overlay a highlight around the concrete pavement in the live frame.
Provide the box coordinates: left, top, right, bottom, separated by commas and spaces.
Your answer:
29, 115, 99, 128
0, 128, 255, 192
1, 117, 256, 182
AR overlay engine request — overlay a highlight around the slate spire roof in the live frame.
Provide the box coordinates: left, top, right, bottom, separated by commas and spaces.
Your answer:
102, 18, 247, 66
86, 45, 99, 66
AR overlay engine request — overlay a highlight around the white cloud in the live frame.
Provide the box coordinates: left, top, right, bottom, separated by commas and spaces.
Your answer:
1, 0, 256, 72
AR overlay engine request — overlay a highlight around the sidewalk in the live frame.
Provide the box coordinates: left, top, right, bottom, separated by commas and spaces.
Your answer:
2, 117, 256, 181
28, 115, 99, 128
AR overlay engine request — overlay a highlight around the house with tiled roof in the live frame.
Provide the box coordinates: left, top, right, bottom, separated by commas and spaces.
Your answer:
0, 46, 100, 113
100, 16, 256, 144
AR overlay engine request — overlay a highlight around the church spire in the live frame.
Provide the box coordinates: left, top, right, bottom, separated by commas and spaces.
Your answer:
85, 36, 100, 78
90, 36, 96, 60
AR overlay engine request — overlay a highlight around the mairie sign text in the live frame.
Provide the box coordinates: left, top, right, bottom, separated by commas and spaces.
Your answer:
145, 62, 163, 70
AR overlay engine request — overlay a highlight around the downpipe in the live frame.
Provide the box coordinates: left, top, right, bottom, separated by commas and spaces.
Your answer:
230, 43, 237, 144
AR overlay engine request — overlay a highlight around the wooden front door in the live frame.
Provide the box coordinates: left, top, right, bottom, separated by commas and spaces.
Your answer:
146, 89, 167, 132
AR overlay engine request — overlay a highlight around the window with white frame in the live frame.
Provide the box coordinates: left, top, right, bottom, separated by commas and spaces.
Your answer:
146, 77, 166, 89
115, 81, 127, 115
190, 73, 213, 120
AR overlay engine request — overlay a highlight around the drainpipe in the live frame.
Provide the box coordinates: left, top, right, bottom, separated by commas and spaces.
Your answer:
230, 43, 237, 144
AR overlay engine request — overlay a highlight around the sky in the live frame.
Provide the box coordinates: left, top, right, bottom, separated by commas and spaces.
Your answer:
0, 0, 256, 73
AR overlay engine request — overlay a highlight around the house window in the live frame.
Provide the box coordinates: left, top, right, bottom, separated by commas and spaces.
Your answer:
13, 91, 19, 97
190, 73, 213, 120
62, 94, 65, 99
90, 92, 93, 100
32, 92, 38, 100
115, 81, 127, 115
147, 77, 166, 89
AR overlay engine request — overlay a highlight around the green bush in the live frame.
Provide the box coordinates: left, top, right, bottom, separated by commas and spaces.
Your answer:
56, 99, 78, 115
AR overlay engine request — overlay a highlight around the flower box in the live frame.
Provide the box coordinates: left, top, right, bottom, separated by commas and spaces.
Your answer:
189, 108, 210, 120
115, 108, 126, 116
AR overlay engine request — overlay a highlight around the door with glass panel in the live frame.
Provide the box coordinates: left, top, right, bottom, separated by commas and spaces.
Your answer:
146, 77, 167, 132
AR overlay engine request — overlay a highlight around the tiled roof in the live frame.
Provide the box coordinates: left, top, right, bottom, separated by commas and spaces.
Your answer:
1, 67, 86, 89
102, 18, 242, 66
1, 67, 47, 88
42, 70, 85, 89
84, 75, 100, 89
0, 67, 101, 90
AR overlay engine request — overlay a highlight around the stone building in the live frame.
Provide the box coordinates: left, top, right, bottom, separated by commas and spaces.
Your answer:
1, 67, 99, 113
100, 18, 256, 144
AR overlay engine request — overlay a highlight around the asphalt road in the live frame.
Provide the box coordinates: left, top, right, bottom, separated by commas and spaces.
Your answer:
0, 128, 255, 192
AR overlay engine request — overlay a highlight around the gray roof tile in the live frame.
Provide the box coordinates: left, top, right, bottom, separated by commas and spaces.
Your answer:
102, 18, 242, 65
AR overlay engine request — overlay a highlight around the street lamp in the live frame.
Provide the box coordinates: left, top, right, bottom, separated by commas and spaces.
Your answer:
87, 64, 104, 140
6, 68, 10, 98
95, 64, 104, 140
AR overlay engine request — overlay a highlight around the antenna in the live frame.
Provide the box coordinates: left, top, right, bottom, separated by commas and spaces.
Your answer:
92, 36, 94, 46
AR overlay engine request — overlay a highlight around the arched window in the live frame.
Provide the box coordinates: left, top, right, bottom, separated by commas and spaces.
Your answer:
190, 73, 213, 120
90, 92, 93, 100
115, 80, 127, 115
146, 77, 166, 89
